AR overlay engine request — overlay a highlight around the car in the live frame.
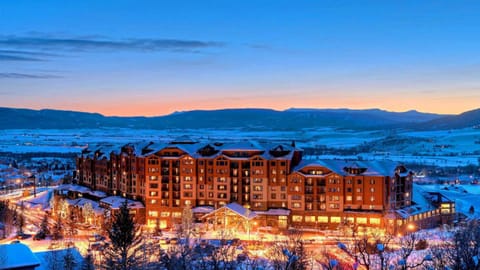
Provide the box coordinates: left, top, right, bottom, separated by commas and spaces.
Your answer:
10, 240, 20, 244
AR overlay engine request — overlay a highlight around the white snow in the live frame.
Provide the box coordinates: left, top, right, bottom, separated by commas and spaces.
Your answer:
0, 243, 41, 269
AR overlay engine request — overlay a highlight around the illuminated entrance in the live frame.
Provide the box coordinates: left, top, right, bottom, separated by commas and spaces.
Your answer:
201, 203, 258, 237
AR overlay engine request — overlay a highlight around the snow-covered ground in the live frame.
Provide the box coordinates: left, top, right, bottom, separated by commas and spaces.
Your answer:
0, 128, 479, 168
417, 183, 480, 219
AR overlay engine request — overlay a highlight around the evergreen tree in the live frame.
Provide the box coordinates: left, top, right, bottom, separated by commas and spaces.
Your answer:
102, 199, 141, 270
51, 215, 64, 240
35, 212, 50, 240
0, 200, 15, 237
15, 201, 25, 237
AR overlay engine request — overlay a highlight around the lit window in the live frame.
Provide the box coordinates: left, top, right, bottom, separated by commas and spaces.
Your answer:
346, 195, 352, 201
329, 203, 339, 209
148, 211, 158, 217
317, 216, 328, 223
357, 217, 367, 224
330, 216, 340, 223
305, 216, 316, 222
370, 218, 381, 225
292, 215, 303, 222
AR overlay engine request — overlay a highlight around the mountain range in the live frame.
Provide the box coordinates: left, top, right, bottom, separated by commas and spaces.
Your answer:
0, 107, 479, 130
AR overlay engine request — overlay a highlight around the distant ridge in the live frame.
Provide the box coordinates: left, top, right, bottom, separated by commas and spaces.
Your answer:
419, 108, 480, 130
1, 106, 474, 130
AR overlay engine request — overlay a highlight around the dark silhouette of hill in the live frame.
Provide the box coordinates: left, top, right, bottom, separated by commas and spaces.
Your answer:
0, 107, 465, 130
418, 108, 480, 130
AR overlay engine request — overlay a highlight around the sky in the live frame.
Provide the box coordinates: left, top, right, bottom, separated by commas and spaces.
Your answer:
1, 1, 480, 116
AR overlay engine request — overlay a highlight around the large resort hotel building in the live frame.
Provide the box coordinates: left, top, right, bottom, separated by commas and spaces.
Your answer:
71, 139, 455, 234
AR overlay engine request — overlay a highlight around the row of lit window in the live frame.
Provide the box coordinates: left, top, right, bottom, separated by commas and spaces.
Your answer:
292, 215, 381, 225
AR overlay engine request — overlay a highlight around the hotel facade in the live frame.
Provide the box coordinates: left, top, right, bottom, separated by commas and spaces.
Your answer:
75, 139, 454, 234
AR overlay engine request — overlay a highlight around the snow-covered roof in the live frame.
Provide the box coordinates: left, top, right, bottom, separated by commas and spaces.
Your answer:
0, 243, 40, 270
68, 198, 104, 215
294, 159, 406, 177
87, 190, 107, 198
225, 203, 257, 219
220, 142, 263, 152
201, 202, 257, 220
255, 208, 291, 216
192, 206, 214, 214
100, 196, 144, 209
55, 184, 91, 194
396, 184, 436, 219
34, 248, 83, 270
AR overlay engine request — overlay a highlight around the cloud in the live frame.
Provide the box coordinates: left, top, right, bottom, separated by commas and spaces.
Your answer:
0, 49, 61, 61
0, 72, 61, 79
0, 54, 43, 61
0, 34, 225, 53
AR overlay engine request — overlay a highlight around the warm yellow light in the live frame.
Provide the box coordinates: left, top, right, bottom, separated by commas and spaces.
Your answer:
407, 223, 415, 231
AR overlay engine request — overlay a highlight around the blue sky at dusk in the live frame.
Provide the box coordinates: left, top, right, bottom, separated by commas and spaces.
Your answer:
1, 1, 480, 116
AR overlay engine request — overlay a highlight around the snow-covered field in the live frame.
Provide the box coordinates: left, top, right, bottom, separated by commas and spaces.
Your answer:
0, 128, 479, 167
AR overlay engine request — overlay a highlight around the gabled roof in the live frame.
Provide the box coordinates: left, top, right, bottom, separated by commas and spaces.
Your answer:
255, 208, 291, 216
0, 243, 40, 270
99, 196, 144, 209
294, 159, 405, 177
220, 142, 264, 151
55, 184, 91, 194
201, 202, 257, 220
66, 198, 104, 215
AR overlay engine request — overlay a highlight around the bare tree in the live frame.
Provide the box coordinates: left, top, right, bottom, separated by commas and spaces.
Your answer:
82, 202, 94, 225
394, 232, 432, 270
441, 220, 480, 270
65, 207, 78, 247
350, 230, 393, 270
265, 229, 309, 270
177, 205, 197, 247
